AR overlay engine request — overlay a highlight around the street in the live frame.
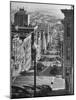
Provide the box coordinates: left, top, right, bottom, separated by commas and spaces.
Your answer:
13, 49, 65, 91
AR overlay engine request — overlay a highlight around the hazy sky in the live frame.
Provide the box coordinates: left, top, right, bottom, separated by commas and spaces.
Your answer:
11, 2, 72, 19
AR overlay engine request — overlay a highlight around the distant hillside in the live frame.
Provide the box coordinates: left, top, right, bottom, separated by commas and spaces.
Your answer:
30, 10, 61, 25
11, 9, 61, 25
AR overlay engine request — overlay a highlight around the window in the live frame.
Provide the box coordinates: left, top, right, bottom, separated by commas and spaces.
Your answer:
67, 23, 70, 37
66, 47, 70, 60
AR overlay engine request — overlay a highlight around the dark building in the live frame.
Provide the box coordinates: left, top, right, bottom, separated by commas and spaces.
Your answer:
61, 8, 74, 94
14, 8, 30, 26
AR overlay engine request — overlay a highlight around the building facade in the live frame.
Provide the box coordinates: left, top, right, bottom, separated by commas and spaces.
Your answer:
11, 8, 38, 77
14, 8, 30, 26
61, 8, 74, 94
11, 33, 31, 77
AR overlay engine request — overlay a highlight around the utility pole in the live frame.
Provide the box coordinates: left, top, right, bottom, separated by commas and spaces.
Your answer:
31, 31, 37, 97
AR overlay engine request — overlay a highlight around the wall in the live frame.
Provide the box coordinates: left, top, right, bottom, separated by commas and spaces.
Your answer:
61, 9, 74, 93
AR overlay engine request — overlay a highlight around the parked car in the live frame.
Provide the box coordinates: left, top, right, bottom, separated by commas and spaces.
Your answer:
11, 85, 34, 98
11, 84, 52, 98
36, 85, 52, 96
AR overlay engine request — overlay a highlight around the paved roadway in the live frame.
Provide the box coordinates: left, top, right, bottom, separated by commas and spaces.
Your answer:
12, 49, 65, 91
13, 74, 65, 91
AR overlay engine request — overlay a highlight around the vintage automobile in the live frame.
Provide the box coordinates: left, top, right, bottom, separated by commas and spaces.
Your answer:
11, 84, 52, 98
11, 85, 33, 98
